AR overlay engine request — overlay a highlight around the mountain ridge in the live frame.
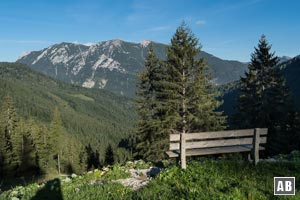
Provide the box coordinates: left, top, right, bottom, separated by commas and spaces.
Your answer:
17, 39, 248, 96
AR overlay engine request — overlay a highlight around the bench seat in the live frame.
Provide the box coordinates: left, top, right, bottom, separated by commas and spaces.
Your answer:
166, 128, 268, 168
166, 144, 266, 158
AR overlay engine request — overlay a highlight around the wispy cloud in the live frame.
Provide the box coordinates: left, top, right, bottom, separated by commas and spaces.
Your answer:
0, 39, 52, 44
195, 20, 206, 26
147, 25, 171, 32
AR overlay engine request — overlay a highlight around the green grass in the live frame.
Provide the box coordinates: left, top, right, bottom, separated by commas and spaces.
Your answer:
135, 159, 300, 199
1, 159, 299, 200
69, 94, 95, 102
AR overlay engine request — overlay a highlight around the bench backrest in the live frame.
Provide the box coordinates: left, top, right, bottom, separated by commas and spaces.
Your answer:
169, 128, 268, 151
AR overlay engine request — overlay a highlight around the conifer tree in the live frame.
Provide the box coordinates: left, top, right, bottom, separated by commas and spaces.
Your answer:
234, 35, 292, 154
32, 122, 51, 173
0, 96, 19, 177
135, 43, 166, 161
135, 24, 226, 161
49, 107, 64, 174
188, 55, 226, 132
163, 23, 226, 135
105, 144, 114, 165
16, 119, 37, 175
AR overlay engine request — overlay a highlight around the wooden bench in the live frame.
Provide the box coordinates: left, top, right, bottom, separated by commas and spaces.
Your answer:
166, 128, 268, 169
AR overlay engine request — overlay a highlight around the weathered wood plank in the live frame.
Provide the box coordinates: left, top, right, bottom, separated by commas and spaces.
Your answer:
170, 136, 267, 150
166, 150, 180, 157
259, 128, 268, 136
166, 145, 265, 158
169, 128, 268, 142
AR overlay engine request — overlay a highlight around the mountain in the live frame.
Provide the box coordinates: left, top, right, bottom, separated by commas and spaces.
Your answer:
0, 62, 136, 160
17, 39, 248, 96
278, 56, 292, 64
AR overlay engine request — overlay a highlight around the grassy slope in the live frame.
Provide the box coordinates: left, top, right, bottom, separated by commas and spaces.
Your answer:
1, 158, 299, 200
0, 62, 136, 160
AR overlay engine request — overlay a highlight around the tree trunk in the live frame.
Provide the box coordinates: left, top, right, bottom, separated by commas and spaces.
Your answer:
57, 154, 61, 175
181, 67, 187, 169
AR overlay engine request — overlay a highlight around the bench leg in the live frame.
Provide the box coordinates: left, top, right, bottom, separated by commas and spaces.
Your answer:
180, 133, 186, 169
253, 128, 260, 165
247, 153, 252, 162
181, 157, 186, 169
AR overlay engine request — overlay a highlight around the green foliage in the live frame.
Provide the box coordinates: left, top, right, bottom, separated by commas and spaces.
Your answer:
105, 144, 115, 166
102, 165, 131, 181
135, 44, 167, 161
281, 57, 300, 110
1, 158, 299, 199
0, 63, 136, 176
124, 160, 152, 170
234, 35, 294, 155
135, 23, 227, 161
275, 150, 300, 162
0, 95, 20, 177
135, 159, 300, 199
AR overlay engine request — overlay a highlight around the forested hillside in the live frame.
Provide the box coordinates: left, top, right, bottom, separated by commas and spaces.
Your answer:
0, 62, 136, 174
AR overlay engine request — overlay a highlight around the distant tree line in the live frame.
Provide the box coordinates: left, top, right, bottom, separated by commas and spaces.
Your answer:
0, 96, 118, 179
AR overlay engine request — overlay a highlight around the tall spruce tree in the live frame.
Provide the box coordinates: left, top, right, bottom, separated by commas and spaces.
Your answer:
49, 107, 64, 174
135, 43, 166, 161
16, 119, 38, 175
105, 144, 114, 166
0, 96, 20, 177
164, 23, 226, 135
135, 24, 226, 161
32, 122, 51, 173
234, 35, 292, 154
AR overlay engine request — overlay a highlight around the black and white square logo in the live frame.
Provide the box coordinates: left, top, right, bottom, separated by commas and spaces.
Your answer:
274, 177, 295, 195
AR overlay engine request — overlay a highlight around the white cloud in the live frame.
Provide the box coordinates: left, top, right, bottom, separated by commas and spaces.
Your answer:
195, 20, 206, 26
148, 25, 171, 32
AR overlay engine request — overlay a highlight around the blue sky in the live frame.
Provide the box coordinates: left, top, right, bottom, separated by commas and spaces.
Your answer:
0, 0, 299, 62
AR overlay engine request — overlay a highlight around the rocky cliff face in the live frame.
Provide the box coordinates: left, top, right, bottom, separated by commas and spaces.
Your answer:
17, 39, 247, 96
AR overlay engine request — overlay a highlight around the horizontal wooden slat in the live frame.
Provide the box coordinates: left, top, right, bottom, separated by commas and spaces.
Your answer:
166, 150, 180, 157
170, 128, 268, 141
169, 134, 180, 141
166, 145, 266, 158
258, 128, 268, 136
170, 136, 267, 150
170, 129, 254, 141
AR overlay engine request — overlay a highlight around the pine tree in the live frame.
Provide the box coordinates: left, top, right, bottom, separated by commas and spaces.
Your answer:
49, 107, 64, 174
0, 96, 20, 177
135, 43, 167, 161
234, 35, 292, 154
135, 23, 226, 161
16, 119, 38, 175
105, 144, 114, 166
32, 122, 51, 173
163, 23, 226, 135
188, 56, 227, 132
